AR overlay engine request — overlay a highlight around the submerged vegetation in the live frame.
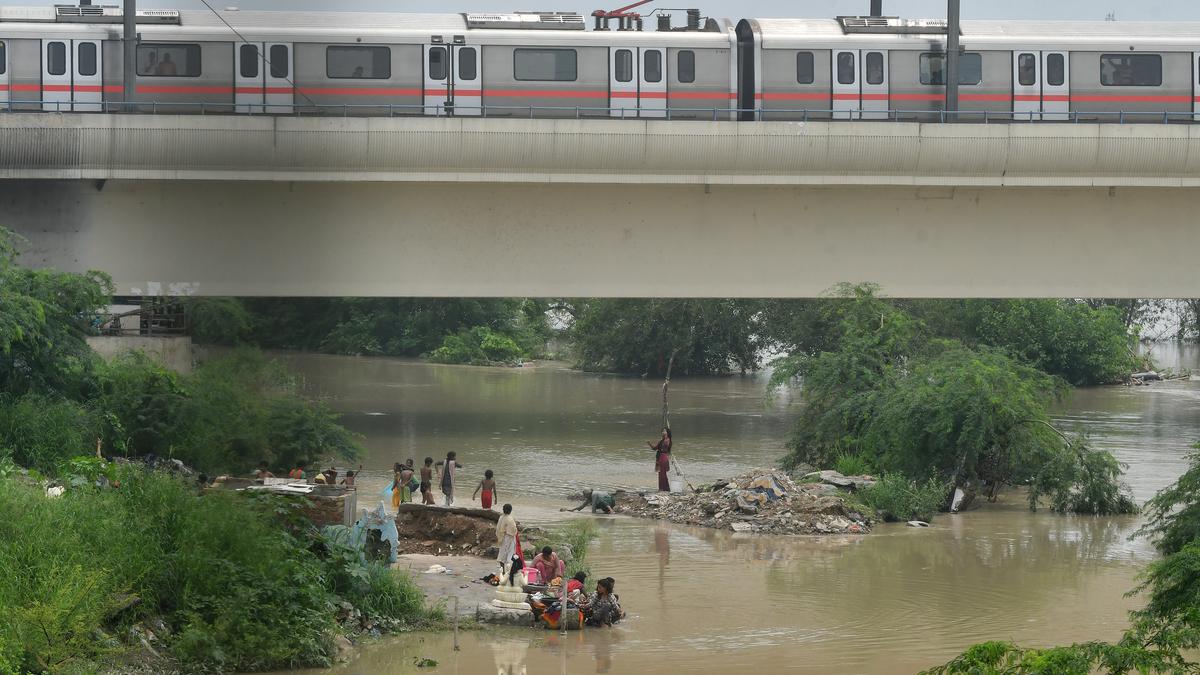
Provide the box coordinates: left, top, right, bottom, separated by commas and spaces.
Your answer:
773, 285, 1137, 516
928, 445, 1200, 674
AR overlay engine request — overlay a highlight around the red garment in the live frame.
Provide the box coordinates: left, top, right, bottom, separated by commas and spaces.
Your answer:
657, 452, 671, 492
481, 489, 493, 509
567, 579, 583, 594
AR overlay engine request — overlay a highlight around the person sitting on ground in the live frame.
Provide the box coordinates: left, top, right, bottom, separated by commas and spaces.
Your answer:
473, 469, 498, 510
288, 463, 306, 480
340, 470, 357, 487
584, 577, 624, 627
566, 571, 587, 597
254, 461, 274, 480
533, 546, 565, 584
565, 488, 616, 514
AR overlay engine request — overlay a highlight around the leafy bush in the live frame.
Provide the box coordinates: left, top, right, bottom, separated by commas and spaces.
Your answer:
1138, 447, 1200, 556
429, 326, 526, 365
0, 394, 99, 475
0, 469, 434, 673
859, 474, 950, 522
546, 519, 600, 579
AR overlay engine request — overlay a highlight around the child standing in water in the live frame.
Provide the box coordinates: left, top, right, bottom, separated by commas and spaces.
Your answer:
473, 469, 498, 510
420, 457, 435, 505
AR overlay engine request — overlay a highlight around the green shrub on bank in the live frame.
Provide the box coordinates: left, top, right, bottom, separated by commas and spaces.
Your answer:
0, 469, 432, 673
833, 452, 873, 477
859, 474, 950, 522
548, 519, 600, 579
0, 394, 99, 475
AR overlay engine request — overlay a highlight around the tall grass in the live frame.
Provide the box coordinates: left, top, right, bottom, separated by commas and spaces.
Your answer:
549, 519, 600, 578
0, 469, 433, 673
859, 474, 951, 522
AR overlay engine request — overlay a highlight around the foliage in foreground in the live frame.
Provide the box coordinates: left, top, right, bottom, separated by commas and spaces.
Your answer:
925, 445, 1200, 675
0, 470, 434, 673
774, 285, 1137, 516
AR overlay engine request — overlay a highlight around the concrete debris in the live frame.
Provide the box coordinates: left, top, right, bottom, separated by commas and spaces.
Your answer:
803, 470, 878, 491
907, 520, 931, 528
616, 469, 871, 535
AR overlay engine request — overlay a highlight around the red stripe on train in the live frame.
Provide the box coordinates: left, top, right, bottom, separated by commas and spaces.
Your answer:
234, 86, 296, 94
296, 87, 422, 96
483, 89, 608, 99
137, 85, 235, 94
1070, 94, 1191, 103
756, 92, 828, 101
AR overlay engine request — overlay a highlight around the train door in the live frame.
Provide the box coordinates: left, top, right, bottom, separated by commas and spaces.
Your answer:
1042, 52, 1069, 121
42, 39, 71, 111
73, 40, 101, 111
0, 41, 9, 110
1195, 52, 1200, 122
639, 48, 666, 118
861, 50, 888, 120
235, 43, 263, 113
264, 43, 293, 113
452, 44, 480, 116
424, 43, 449, 115
1013, 51, 1041, 121
832, 49, 859, 120
609, 48, 636, 118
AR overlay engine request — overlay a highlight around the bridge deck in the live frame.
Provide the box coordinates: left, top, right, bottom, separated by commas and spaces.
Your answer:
3, 113, 1200, 186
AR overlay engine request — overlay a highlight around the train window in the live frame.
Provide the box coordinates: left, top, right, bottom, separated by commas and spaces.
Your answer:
0, 43, 5, 75
1018, 53, 1036, 86
270, 45, 288, 79
1046, 53, 1064, 86
678, 50, 695, 83
459, 47, 477, 80
796, 52, 814, 84
615, 49, 633, 83
865, 52, 884, 85
514, 48, 577, 81
77, 42, 97, 77
47, 42, 66, 76
240, 44, 259, 79
136, 44, 202, 77
837, 52, 854, 85
428, 47, 446, 80
1100, 54, 1161, 86
644, 50, 662, 83
327, 46, 390, 79
918, 53, 982, 85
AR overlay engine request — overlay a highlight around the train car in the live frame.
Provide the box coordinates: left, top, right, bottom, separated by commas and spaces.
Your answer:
737, 16, 1200, 122
0, 5, 737, 119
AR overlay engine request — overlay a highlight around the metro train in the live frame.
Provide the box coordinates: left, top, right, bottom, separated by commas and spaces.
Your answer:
1, 4, 1199, 122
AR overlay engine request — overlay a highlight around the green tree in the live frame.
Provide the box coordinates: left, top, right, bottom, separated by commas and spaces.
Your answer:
776, 287, 1136, 515
568, 299, 764, 375
0, 229, 111, 398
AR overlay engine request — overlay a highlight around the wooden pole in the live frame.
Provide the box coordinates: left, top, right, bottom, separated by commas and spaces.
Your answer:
453, 596, 460, 650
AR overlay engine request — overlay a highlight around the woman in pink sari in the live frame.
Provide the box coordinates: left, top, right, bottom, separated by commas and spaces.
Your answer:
648, 428, 672, 492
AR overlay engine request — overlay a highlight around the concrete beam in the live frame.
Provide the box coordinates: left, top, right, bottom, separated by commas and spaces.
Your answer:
6, 179, 1198, 298
3, 114, 1200, 186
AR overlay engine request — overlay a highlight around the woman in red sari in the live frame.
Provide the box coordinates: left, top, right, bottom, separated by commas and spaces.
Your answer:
648, 427, 672, 492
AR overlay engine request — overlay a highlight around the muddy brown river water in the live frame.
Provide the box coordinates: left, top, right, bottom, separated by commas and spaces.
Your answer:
279, 344, 1200, 674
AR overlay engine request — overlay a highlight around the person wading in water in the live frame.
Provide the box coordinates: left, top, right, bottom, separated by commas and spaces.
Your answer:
435, 451, 464, 506
648, 427, 672, 492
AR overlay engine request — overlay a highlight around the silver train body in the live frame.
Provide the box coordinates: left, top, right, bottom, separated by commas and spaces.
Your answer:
1, 6, 1198, 122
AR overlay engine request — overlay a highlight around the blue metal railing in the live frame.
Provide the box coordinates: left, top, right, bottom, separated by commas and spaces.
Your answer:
2, 99, 1198, 124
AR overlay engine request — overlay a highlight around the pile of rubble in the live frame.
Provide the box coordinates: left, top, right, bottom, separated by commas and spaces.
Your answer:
615, 469, 872, 535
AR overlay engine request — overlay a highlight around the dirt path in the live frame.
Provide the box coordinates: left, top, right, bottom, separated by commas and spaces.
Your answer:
395, 554, 504, 618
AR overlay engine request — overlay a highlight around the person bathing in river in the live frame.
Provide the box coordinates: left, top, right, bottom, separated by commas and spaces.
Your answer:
255, 461, 274, 480
435, 451, 464, 506
565, 488, 616, 514
398, 461, 415, 503
648, 427, 672, 492
340, 469, 357, 487
583, 577, 624, 627
473, 469, 498, 510
420, 457, 436, 505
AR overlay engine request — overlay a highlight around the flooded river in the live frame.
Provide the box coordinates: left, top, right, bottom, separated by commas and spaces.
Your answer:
280, 343, 1200, 674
